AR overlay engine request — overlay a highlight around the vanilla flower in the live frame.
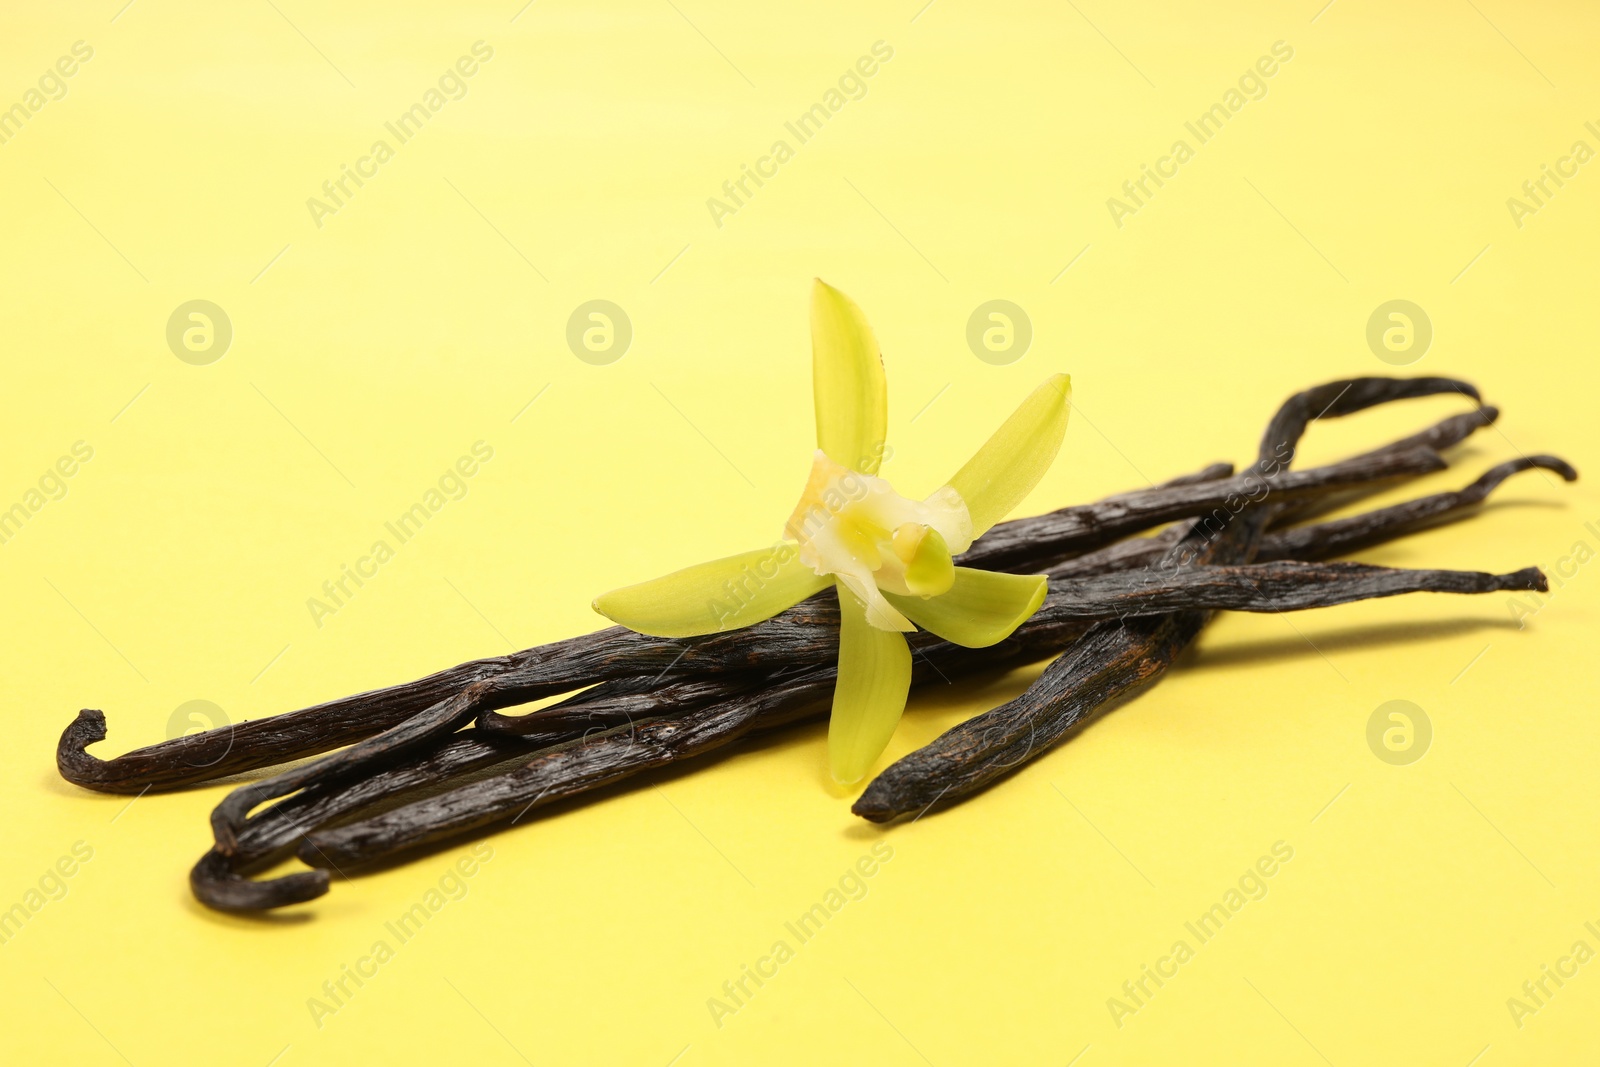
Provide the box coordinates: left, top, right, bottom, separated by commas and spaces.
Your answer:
595, 280, 1071, 785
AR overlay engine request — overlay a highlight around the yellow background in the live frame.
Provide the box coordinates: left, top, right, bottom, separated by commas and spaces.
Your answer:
3, 1, 1597, 1063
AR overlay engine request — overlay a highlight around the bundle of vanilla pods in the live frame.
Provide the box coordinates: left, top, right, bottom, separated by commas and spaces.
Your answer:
55, 376, 1574, 911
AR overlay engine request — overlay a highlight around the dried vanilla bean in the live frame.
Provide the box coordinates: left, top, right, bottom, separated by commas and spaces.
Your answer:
191, 728, 543, 911
477, 675, 760, 736
209, 678, 527, 853
1036, 561, 1545, 618
202, 379, 1506, 857
292, 618, 1091, 870
256, 543, 1529, 857
311, 551, 1547, 869
1260, 455, 1576, 560
1048, 455, 1577, 579
958, 445, 1446, 571
61, 449, 1422, 795
1268, 404, 1501, 527
296, 555, 1546, 871
54, 367, 1577, 913
853, 376, 1517, 820
204, 388, 1565, 902
294, 671, 840, 869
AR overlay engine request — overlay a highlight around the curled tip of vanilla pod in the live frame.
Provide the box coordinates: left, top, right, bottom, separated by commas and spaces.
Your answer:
1471, 455, 1577, 494
190, 850, 330, 912
55, 709, 109, 785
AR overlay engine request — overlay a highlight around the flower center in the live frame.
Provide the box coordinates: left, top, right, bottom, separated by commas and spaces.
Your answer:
784, 451, 974, 630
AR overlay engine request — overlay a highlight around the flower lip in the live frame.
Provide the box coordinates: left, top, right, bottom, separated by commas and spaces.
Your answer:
785, 449, 973, 631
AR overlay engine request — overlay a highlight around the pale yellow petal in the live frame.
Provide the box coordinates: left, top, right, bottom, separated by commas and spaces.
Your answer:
945, 373, 1071, 536
828, 583, 913, 785
811, 279, 888, 474
593, 546, 827, 638
834, 570, 914, 632
883, 567, 1048, 648
899, 525, 955, 597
